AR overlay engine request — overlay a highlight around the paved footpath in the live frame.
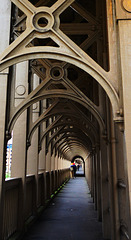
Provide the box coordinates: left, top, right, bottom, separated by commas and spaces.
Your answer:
23, 177, 104, 240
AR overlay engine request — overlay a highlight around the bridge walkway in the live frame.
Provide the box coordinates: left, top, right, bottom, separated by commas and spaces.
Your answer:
23, 177, 103, 240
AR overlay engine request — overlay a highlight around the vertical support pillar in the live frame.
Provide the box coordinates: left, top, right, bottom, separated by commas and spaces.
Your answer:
38, 102, 47, 202
100, 137, 111, 239
110, 108, 120, 240
93, 149, 97, 210
92, 153, 95, 202
0, 75, 8, 238
58, 155, 61, 170
118, 10, 131, 236
87, 155, 92, 191
38, 121, 46, 206
0, 0, 11, 237
96, 144, 102, 221
55, 153, 59, 188
46, 144, 51, 196
11, 62, 28, 230
27, 74, 39, 174
39, 99, 46, 173
55, 153, 58, 171
105, 95, 120, 240
46, 144, 51, 172
51, 151, 55, 171
39, 138, 46, 173
27, 128, 39, 175
27, 125, 39, 212
27, 73, 40, 211
90, 154, 94, 198
110, 122, 120, 240
39, 137, 46, 200
115, 124, 128, 232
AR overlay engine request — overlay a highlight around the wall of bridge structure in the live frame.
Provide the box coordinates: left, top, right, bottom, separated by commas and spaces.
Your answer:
0, 0, 131, 240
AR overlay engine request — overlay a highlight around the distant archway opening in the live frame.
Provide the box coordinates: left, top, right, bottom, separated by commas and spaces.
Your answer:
71, 155, 85, 176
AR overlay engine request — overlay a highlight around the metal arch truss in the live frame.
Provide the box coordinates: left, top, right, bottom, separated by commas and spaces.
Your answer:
41, 118, 96, 151
60, 141, 89, 160
50, 130, 92, 154
7, 63, 106, 137
28, 100, 99, 144
26, 99, 99, 156
0, 0, 122, 122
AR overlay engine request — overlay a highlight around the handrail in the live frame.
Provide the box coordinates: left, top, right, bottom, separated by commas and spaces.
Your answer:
5, 177, 21, 190
26, 174, 35, 183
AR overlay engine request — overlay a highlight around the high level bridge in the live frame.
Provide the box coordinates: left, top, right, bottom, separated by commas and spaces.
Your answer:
0, 0, 131, 239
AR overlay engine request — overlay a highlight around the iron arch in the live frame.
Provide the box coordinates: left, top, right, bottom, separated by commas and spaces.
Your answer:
0, 52, 119, 120
7, 93, 105, 137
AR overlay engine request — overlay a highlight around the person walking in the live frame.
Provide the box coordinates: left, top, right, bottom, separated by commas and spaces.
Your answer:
73, 163, 77, 178
70, 162, 74, 178
70, 162, 76, 178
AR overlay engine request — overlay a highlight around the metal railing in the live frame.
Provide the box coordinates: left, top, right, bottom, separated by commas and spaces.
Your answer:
3, 168, 70, 240
37, 173, 45, 208
25, 175, 35, 220
3, 178, 21, 240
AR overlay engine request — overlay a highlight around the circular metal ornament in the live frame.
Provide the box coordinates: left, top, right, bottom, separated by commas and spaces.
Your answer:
32, 103, 38, 110
32, 8, 54, 32
50, 66, 64, 81
122, 0, 131, 12
15, 85, 26, 96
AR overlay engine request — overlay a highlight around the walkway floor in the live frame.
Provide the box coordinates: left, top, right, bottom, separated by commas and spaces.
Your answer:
76, 168, 84, 176
23, 177, 104, 240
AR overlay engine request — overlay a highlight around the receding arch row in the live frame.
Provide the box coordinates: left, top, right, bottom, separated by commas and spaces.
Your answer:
61, 141, 90, 160
45, 122, 96, 152
59, 139, 90, 158
51, 127, 93, 150
28, 111, 97, 147
54, 139, 89, 159
29, 111, 98, 150
51, 135, 92, 157
49, 128, 92, 151
46, 121, 92, 159
60, 145, 89, 160
7, 92, 105, 138
28, 99, 100, 146
47, 119, 96, 149
0, 50, 120, 120
59, 139, 90, 154
53, 136, 90, 153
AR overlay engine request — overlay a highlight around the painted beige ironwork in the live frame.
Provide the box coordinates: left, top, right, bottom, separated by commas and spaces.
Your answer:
0, 0, 121, 122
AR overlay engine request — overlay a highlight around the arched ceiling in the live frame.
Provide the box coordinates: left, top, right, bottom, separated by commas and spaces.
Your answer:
1, 0, 121, 162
